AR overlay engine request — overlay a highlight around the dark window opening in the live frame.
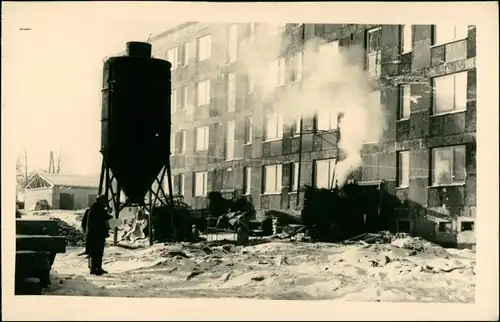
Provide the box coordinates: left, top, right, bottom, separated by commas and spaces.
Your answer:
398, 220, 411, 233
438, 221, 453, 233
59, 193, 74, 210
461, 221, 474, 232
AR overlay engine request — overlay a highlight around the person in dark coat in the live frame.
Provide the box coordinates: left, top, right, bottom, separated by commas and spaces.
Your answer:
82, 195, 113, 275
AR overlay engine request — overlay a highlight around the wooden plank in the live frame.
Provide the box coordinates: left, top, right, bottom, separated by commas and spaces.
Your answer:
16, 235, 66, 254
15, 251, 52, 289
16, 219, 59, 236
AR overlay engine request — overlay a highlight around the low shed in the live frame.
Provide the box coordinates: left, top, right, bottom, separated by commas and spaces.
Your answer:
24, 172, 100, 211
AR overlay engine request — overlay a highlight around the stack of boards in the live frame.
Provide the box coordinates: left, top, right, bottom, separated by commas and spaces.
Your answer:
15, 217, 67, 295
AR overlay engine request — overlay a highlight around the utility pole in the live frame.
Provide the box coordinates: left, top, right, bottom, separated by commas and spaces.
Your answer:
48, 151, 55, 173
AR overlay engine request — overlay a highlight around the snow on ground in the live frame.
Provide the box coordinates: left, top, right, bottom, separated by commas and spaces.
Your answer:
23, 210, 86, 229
29, 210, 476, 302
46, 237, 476, 302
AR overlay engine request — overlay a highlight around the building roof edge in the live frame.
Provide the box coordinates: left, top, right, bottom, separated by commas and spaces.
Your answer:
149, 22, 199, 43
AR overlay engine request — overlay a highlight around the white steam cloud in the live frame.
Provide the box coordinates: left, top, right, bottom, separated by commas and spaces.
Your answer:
237, 23, 388, 187
163, 23, 388, 189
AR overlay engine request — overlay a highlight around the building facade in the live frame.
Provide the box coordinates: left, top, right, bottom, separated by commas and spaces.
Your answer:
150, 23, 476, 246
24, 172, 100, 211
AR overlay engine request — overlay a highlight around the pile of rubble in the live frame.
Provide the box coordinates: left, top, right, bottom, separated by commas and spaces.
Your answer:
49, 218, 86, 247
344, 231, 449, 256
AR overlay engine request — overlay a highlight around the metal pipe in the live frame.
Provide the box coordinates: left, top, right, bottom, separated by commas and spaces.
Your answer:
98, 160, 105, 195
165, 160, 176, 242
148, 187, 153, 246
114, 183, 121, 245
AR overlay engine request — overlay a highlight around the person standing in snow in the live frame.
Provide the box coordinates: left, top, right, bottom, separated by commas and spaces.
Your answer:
82, 194, 113, 275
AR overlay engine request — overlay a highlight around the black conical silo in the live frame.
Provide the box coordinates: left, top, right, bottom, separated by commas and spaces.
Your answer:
101, 41, 172, 204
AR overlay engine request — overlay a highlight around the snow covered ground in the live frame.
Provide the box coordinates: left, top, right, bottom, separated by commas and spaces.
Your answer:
31, 211, 476, 302
46, 238, 476, 302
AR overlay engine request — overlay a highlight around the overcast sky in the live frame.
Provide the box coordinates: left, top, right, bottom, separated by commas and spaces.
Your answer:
2, 2, 493, 178
3, 3, 178, 176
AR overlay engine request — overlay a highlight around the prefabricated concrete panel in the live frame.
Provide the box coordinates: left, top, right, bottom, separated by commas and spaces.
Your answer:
411, 25, 432, 71
409, 178, 428, 206
430, 45, 445, 66
467, 26, 476, 58
378, 151, 397, 181
396, 119, 410, 141
445, 40, 468, 63
380, 25, 400, 77
465, 69, 477, 132
409, 111, 430, 139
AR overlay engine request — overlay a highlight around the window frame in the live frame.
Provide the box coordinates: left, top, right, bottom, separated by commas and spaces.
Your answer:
243, 167, 252, 195
314, 158, 336, 189
182, 42, 189, 66
438, 221, 453, 233
244, 116, 253, 144
167, 46, 179, 70
197, 34, 212, 61
227, 72, 236, 112
170, 132, 176, 155
194, 171, 208, 197
460, 221, 474, 232
291, 162, 300, 192
178, 173, 185, 196
398, 84, 411, 120
263, 164, 283, 194
432, 72, 468, 116
432, 25, 468, 46
264, 112, 283, 141
316, 110, 338, 132
225, 120, 236, 160
397, 150, 410, 188
196, 80, 211, 107
179, 130, 186, 154
400, 24, 413, 54
195, 126, 210, 152
431, 145, 467, 186
366, 26, 382, 78
292, 117, 302, 136
171, 90, 178, 113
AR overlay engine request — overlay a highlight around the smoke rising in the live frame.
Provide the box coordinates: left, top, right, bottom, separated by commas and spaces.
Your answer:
237, 23, 388, 187
159, 23, 389, 188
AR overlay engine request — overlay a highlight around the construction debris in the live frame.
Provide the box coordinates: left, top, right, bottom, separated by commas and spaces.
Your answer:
33, 200, 51, 211
49, 218, 86, 247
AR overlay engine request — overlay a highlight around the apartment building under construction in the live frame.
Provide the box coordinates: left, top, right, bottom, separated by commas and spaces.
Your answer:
149, 23, 477, 247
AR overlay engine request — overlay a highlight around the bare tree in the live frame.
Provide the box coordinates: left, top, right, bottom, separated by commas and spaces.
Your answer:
16, 156, 26, 191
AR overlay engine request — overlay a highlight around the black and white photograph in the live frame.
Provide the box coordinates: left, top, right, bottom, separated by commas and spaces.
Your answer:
2, 2, 498, 321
